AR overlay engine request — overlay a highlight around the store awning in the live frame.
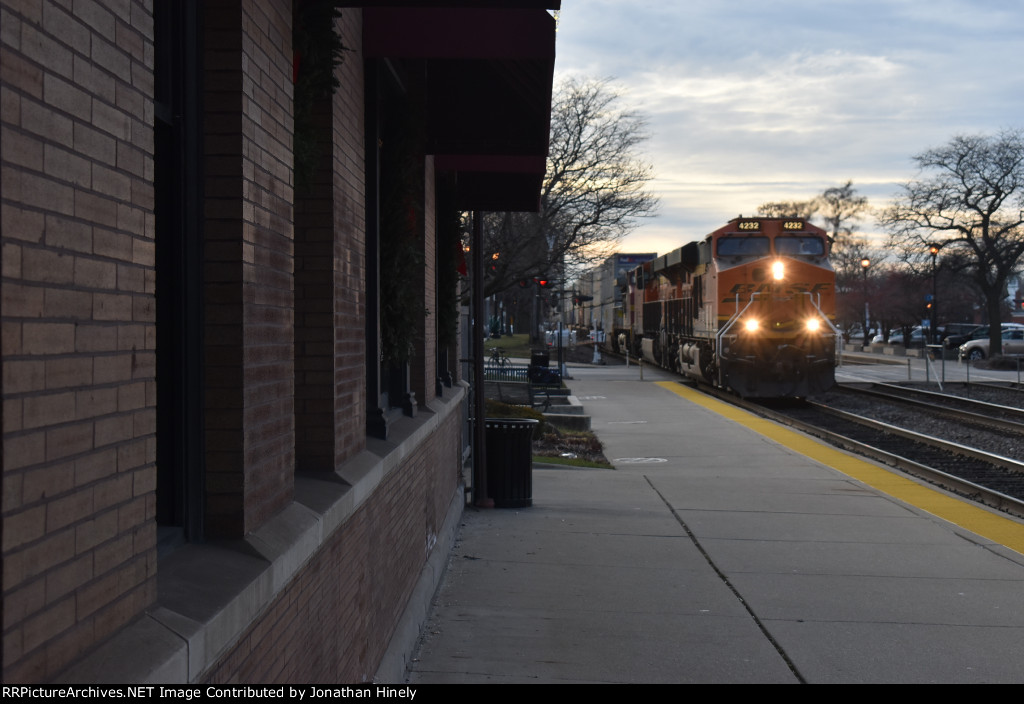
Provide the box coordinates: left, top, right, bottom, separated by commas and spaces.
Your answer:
363, 4, 557, 211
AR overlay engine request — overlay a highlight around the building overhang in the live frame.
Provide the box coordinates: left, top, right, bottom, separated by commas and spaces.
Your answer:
363, 3, 558, 212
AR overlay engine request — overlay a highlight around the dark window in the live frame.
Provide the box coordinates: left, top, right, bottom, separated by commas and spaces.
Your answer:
718, 237, 770, 257
775, 237, 824, 256
155, 1, 204, 549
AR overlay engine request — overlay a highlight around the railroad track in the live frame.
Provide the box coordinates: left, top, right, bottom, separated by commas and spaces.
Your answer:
696, 383, 1024, 520
941, 380, 1024, 399
835, 382, 1024, 434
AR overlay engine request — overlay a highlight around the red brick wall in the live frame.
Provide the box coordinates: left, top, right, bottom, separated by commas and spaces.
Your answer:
3, 1, 469, 684
332, 9, 367, 467
203, 0, 295, 537
1, 0, 157, 682
204, 408, 462, 684
295, 10, 365, 473
294, 84, 338, 472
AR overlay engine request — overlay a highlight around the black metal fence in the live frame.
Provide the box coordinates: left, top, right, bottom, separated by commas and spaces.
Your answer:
483, 363, 530, 382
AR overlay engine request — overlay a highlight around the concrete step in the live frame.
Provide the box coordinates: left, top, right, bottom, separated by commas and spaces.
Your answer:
543, 413, 591, 431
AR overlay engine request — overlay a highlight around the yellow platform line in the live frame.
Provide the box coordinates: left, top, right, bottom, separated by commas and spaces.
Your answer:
656, 381, 1024, 555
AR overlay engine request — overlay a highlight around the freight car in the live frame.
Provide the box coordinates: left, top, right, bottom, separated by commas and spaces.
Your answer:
620, 217, 839, 397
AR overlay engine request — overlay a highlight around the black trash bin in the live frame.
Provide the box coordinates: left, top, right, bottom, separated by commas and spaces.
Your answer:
484, 418, 538, 508
529, 349, 554, 384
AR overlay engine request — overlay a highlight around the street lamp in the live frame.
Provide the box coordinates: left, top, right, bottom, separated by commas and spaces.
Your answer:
928, 243, 941, 344
860, 258, 871, 345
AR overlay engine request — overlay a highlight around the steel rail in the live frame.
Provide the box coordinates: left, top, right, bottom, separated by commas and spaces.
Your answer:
806, 402, 1024, 474
836, 382, 1024, 434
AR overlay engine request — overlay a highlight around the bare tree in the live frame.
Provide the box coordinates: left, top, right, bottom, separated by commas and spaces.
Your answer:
820, 180, 869, 240
819, 180, 870, 275
756, 199, 819, 219
479, 78, 658, 296
880, 130, 1024, 355
757, 182, 870, 276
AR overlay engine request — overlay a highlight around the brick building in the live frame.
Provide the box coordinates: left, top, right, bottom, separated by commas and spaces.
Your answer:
1, 0, 557, 683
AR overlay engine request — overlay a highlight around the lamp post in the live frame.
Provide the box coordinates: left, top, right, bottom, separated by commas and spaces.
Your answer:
928, 244, 940, 345
860, 258, 871, 345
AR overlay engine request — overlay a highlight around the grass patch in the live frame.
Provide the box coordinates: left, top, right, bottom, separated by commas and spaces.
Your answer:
533, 429, 611, 467
486, 333, 536, 360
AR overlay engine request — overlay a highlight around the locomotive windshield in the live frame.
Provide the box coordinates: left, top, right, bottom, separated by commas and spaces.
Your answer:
718, 237, 770, 257
774, 236, 824, 256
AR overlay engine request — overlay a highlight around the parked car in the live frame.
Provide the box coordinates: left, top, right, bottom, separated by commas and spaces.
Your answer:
946, 323, 1024, 351
942, 324, 984, 350
871, 326, 927, 346
958, 326, 1024, 360
843, 324, 868, 343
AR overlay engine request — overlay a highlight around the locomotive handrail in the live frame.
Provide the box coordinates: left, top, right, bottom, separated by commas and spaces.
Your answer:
805, 291, 843, 367
716, 290, 842, 388
716, 290, 766, 387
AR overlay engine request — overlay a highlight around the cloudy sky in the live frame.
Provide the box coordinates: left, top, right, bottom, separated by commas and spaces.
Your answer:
552, 0, 1024, 256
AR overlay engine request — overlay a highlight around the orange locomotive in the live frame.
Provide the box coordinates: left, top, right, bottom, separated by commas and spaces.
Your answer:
623, 217, 839, 397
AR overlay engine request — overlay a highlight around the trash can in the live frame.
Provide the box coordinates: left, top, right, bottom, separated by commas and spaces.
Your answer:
529, 349, 554, 384
484, 418, 538, 508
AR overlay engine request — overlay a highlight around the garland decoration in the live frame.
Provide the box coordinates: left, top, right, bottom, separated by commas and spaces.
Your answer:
293, 1, 346, 190
379, 98, 427, 365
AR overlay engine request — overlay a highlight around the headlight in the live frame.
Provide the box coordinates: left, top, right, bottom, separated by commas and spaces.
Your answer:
744, 319, 759, 332
772, 261, 785, 281
806, 319, 821, 332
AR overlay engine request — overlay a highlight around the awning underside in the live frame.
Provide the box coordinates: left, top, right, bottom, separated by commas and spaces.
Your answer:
364, 5, 557, 212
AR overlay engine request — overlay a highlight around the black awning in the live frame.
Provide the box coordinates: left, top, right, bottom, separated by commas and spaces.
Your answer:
364, 6, 555, 211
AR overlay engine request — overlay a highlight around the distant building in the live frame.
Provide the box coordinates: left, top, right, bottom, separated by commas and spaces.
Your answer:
1, 1, 557, 683
1010, 276, 1023, 322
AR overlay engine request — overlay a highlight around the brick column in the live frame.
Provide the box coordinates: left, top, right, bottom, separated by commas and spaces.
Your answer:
295, 10, 366, 472
203, 0, 295, 537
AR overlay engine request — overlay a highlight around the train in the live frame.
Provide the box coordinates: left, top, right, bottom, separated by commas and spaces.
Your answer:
615, 217, 840, 397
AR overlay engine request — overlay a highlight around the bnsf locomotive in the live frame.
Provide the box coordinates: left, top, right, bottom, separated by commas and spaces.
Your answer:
620, 217, 839, 397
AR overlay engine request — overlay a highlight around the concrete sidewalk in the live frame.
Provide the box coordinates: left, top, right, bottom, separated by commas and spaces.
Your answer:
405, 468, 797, 683
403, 363, 1024, 684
